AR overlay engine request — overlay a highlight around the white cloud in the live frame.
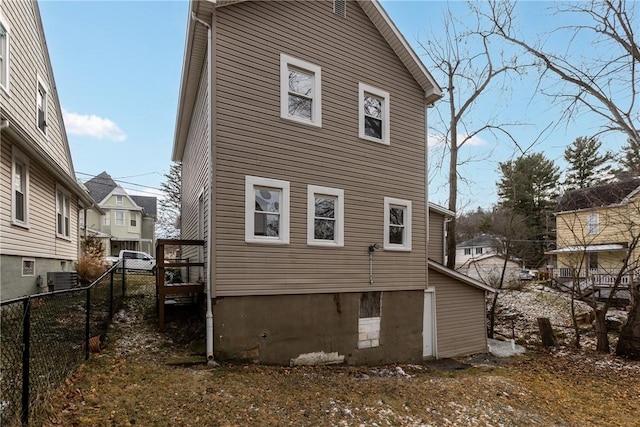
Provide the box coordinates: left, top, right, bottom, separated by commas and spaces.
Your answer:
428, 133, 487, 148
62, 108, 126, 141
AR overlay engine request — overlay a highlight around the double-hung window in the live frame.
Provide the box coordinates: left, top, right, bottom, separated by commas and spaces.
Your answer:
464, 248, 471, 255
103, 213, 110, 226
280, 54, 322, 127
245, 176, 290, 244
587, 213, 599, 235
359, 83, 390, 145
56, 186, 71, 239
115, 211, 125, 226
115, 195, 123, 205
11, 148, 28, 227
307, 185, 344, 247
36, 76, 48, 135
383, 197, 411, 251
130, 212, 137, 227
0, 13, 9, 92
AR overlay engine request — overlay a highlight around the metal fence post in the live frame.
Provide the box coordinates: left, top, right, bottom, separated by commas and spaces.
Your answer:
85, 288, 91, 361
21, 297, 31, 426
109, 268, 114, 319
121, 258, 126, 297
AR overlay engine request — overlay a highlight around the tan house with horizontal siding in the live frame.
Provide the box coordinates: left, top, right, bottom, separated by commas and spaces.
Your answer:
0, 0, 96, 300
173, 0, 492, 364
547, 178, 640, 299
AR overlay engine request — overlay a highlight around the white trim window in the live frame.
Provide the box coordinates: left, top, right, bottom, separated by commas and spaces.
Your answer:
103, 213, 110, 226
587, 213, 600, 235
115, 210, 125, 226
307, 185, 344, 247
383, 197, 411, 251
130, 212, 138, 227
79, 209, 85, 228
22, 258, 35, 276
245, 176, 290, 244
359, 83, 390, 145
0, 12, 9, 92
11, 148, 29, 227
56, 186, 71, 239
115, 195, 123, 205
36, 76, 48, 135
280, 54, 322, 127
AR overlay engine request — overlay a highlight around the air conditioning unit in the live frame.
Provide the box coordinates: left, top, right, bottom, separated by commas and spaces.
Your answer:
47, 271, 78, 292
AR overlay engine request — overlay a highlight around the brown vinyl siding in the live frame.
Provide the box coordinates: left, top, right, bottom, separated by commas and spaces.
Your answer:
428, 211, 445, 264
210, 1, 427, 296
0, 0, 71, 174
0, 137, 78, 261
181, 59, 209, 264
429, 269, 488, 357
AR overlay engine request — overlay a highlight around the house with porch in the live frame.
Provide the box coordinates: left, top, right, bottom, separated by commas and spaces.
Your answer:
83, 172, 157, 256
0, 0, 96, 300
547, 178, 640, 299
172, 0, 493, 365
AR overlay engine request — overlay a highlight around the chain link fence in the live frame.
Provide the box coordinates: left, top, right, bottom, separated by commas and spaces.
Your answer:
0, 261, 155, 426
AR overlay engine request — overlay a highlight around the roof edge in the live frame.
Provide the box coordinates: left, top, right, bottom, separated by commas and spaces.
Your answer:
428, 260, 496, 293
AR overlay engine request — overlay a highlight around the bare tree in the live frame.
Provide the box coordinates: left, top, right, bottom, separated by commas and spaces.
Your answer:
553, 188, 640, 353
484, 0, 639, 146
420, 4, 530, 269
157, 162, 181, 239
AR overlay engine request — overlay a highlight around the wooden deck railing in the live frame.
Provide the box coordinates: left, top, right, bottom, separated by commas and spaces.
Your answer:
155, 239, 206, 331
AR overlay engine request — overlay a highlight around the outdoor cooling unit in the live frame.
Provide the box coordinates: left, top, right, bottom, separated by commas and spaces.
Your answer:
47, 271, 78, 292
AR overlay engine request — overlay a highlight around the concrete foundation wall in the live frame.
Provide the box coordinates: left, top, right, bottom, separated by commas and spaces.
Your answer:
213, 290, 424, 365
1, 255, 73, 300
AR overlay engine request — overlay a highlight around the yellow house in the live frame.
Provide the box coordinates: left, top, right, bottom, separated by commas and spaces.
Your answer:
547, 178, 640, 295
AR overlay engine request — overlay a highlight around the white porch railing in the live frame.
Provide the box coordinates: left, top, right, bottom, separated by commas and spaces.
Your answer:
552, 268, 633, 287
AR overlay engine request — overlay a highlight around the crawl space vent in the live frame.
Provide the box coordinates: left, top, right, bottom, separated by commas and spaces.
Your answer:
334, 0, 346, 18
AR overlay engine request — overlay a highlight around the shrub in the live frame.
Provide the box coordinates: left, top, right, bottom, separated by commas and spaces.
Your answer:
76, 255, 106, 284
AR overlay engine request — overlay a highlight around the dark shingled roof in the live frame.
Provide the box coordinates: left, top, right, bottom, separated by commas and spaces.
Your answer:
131, 195, 157, 218
457, 234, 502, 249
556, 178, 640, 212
84, 172, 118, 203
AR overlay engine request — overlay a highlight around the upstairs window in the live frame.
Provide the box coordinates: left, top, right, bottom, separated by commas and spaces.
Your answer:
359, 83, 390, 145
79, 209, 85, 228
587, 213, 599, 235
384, 197, 411, 251
11, 148, 29, 227
280, 54, 322, 127
36, 77, 48, 135
307, 185, 344, 247
115, 210, 125, 226
245, 176, 290, 244
115, 195, 123, 205
103, 214, 110, 226
56, 186, 71, 239
130, 213, 137, 227
0, 14, 9, 92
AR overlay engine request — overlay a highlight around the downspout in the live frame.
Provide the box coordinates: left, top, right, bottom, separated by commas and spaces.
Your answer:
191, 11, 215, 364
425, 99, 438, 358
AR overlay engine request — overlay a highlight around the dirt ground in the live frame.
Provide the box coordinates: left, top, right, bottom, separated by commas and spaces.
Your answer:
41, 295, 640, 427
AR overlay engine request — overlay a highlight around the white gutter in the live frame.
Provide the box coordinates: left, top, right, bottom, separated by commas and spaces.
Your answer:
191, 11, 215, 364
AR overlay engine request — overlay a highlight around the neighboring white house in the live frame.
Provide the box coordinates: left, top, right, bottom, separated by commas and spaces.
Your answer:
455, 235, 502, 267
458, 253, 521, 287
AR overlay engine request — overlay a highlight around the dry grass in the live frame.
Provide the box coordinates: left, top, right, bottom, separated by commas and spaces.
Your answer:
40, 296, 640, 427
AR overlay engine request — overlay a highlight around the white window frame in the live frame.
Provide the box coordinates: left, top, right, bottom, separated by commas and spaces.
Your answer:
79, 209, 85, 228
359, 82, 390, 145
587, 213, 600, 235
245, 176, 290, 244
464, 248, 471, 256
36, 75, 48, 136
307, 185, 344, 247
22, 258, 35, 277
11, 148, 29, 228
280, 53, 322, 127
0, 11, 10, 93
115, 210, 125, 226
115, 195, 123, 205
383, 197, 412, 251
130, 212, 137, 227
55, 185, 71, 239
475, 247, 483, 255
103, 213, 110, 226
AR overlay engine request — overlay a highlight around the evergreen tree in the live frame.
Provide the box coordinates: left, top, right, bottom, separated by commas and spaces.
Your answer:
563, 136, 612, 190
497, 153, 560, 267
614, 138, 640, 179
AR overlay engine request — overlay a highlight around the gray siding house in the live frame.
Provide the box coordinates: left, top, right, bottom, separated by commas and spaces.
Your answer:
173, 0, 491, 364
0, 0, 95, 300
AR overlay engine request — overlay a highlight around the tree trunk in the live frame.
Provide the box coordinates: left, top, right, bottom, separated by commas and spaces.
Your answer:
446, 78, 458, 270
594, 309, 610, 353
537, 317, 558, 347
616, 290, 640, 359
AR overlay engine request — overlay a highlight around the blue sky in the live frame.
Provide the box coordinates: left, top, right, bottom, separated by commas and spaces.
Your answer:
39, 1, 626, 210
